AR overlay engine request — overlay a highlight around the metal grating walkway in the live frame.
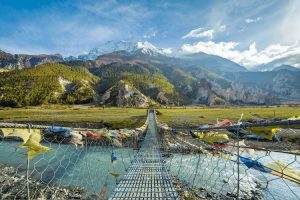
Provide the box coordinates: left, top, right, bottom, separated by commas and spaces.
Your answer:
109, 111, 178, 200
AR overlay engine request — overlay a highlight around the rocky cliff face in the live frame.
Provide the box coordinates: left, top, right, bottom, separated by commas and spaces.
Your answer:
223, 71, 300, 103
101, 80, 151, 107
192, 78, 215, 104
0, 50, 63, 69
190, 77, 279, 105
271, 71, 300, 100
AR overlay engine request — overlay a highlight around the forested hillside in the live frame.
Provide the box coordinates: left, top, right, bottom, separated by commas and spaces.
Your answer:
0, 63, 99, 107
91, 62, 184, 105
0, 48, 297, 107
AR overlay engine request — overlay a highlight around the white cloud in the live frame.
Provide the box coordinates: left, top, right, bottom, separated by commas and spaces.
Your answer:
245, 17, 262, 24
180, 40, 300, 67
161, 48, 172, 54
182, 24, 226, 40
182, 28, 215, 39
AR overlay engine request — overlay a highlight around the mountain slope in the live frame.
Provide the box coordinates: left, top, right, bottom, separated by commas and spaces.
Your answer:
78, 40, 138, 60
0, 63, 99, 107
224, 70, 300, 102
181, 52, 248, 74
91, 62, 184, 105
77, 41, 172, 60
101, 80, 152, 107
272, 65, 300, 72
0, 50, 63, 69
254, 54, 300, 71
93, 50, 247, 76
1, 48, 299, 106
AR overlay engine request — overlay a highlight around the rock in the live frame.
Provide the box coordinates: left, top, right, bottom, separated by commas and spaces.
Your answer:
226, 192, 237, 198
223, 179, 229, 183
0, 50, 63, 70
0, 164, 85, 199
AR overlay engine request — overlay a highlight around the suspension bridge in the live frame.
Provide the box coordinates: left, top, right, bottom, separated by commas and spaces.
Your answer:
0, 109, 300, 200
109, 110, 178, 199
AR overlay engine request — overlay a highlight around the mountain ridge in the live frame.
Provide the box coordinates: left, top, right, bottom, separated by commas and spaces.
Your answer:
0, 50, 63, 70
0, 46, 299, 106
253, 54, 300, 71
272, 65, 300, 72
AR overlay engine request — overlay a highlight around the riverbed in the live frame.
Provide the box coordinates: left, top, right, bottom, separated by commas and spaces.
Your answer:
0, 141, 299, 199
0, 141, 136, 198
166, 151, 300, 200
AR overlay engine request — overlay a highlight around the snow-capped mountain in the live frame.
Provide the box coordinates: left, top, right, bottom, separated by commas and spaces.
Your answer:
77, 41, 172, 60
78, 40, 137, 60
136, 41, 172, 56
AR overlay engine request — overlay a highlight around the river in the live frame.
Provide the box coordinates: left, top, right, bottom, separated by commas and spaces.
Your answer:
166, 151, 300, 200
0, 140, 299, 199
0, 141, 136, 197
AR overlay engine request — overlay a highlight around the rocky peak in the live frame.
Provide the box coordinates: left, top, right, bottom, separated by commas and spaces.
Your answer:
0, 50, 63, 69
78, 40, 138, 60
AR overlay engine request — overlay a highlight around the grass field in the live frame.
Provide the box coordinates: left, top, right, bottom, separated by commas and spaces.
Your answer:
156, 106, 300, 128
1, 105, 300, 129
0, 105, 148, 129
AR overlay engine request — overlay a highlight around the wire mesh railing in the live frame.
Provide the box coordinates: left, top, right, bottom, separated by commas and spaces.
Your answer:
1, 109, 300, 200
155, 113, 300, 200
0, 115, 150, 199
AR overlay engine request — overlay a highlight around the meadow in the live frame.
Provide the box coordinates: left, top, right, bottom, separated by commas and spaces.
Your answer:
0, 105, 299, 129
156, 106, 300, 127
0, 105, 148, 129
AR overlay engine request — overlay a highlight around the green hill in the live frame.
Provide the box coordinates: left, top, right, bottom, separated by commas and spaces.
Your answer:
91, 62, 184, 105
0, 49, 294, 107
0, 63, 99, 107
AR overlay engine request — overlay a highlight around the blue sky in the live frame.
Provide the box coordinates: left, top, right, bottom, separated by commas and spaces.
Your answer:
0, 0, 300, 67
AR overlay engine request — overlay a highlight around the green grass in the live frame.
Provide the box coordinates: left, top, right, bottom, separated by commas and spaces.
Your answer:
157, 106, 300, 128
0, 105, 148, 129
1, 105, 300, 129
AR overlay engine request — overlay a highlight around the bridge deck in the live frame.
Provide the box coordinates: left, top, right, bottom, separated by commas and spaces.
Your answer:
109, 112, 178, 200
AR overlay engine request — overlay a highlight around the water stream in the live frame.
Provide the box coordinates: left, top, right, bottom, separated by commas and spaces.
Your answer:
0, 141, 136, 197
0, 140, 299, 199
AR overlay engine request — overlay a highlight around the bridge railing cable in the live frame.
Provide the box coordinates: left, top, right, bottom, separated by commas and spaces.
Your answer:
0, 118, 149, 199
155, 115, 300, 200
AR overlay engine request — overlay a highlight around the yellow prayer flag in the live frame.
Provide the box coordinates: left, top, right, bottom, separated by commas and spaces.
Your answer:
19, 135, 51, 159
246, 127, 277, 140
265, 161, 300, 184
271, 128, 281, 135
1, 128, 51, 159
1, 128, 31, 142
200, 132, 229, 144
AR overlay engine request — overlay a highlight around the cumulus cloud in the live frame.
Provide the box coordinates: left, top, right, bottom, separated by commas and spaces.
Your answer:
161, 48, 173, 54
182, 24, 226, 39
182, 28, 215, 39
180, 40, 300, 67
245, 17, 262, 23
